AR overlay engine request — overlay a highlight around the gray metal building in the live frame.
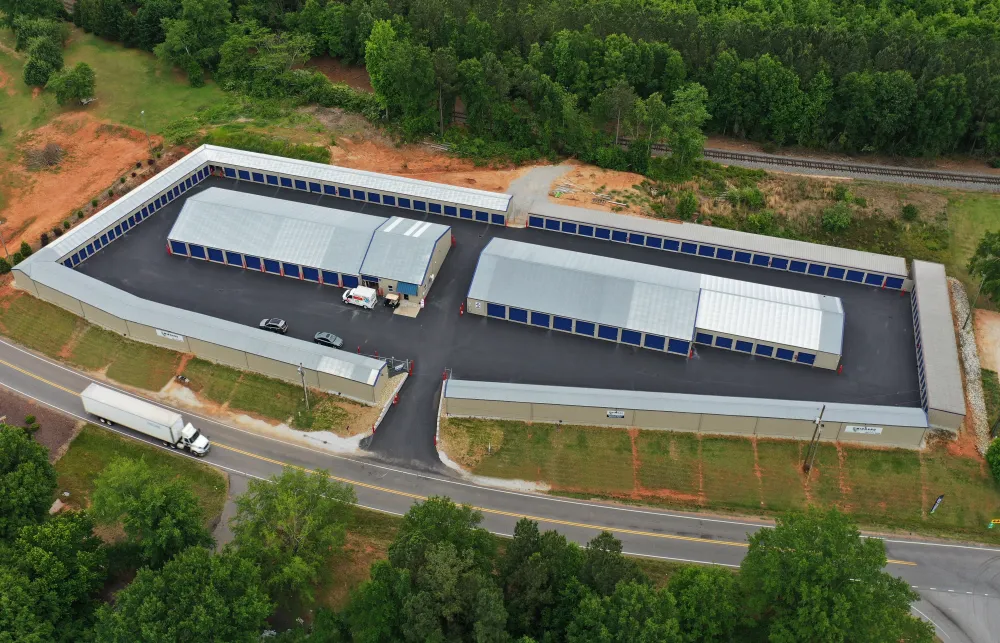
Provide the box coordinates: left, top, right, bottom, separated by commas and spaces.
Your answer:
911, 260, 965, 430
466, 239, 844, 369
166, 188, 451, 298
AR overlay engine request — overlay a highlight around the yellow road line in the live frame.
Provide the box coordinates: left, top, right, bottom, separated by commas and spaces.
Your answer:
0, 356, 917, 566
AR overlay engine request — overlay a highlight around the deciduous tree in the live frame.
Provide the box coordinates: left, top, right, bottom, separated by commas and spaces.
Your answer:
0, 424, 57, 539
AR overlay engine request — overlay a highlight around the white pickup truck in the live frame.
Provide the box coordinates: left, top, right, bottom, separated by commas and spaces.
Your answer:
342, 286, 377, 309
81, 384, 210, 456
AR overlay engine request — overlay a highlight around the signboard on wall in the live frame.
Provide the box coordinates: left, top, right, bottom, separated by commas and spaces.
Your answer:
606, 410, 626, 419
845, 425, 883, 435
155, 329, 185, 342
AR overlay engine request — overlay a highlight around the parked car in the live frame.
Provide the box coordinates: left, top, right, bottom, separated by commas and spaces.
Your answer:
342, 286, 377, 309
259, 318, 289, 334
384, 293, 401, 308
314, 331, 344, 349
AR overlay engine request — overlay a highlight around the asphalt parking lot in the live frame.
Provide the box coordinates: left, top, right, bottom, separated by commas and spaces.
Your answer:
77, 176, 921, 467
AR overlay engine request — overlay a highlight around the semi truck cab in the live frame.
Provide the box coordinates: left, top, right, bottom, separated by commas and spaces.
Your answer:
181, 423, 211, 456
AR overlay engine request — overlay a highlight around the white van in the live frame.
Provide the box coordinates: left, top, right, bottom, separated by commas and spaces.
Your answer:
342, 286, 377, 309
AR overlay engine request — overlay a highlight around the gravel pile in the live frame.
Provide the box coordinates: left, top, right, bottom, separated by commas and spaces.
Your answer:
949, 278, 990, 454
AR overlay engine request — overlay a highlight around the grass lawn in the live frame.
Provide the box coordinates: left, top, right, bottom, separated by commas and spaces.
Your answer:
228, 371, 307, 422
55, 424, 227, 522
0, 293, 82, 357
104, 341, 181, 391
983, 369, 1000, 424
67, 326, 125, 370
945, 194, 1000, 300
443, 419, 1000, 543
182, 357, 242, 404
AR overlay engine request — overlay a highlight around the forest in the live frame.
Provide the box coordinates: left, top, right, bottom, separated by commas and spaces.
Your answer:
4, 0, 1000, 171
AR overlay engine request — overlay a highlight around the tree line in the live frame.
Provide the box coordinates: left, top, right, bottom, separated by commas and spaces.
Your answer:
1, 421, 935, 641
5, 0, 998, 172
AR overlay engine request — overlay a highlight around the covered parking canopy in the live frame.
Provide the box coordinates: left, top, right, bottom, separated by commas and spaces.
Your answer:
466, 239, 844, 368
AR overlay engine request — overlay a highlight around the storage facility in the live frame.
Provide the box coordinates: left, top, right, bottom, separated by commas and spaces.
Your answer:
13, 260, 390, 404
911, 260, 965, 431
166, 188, 451, 298
528, 201, 911, 291
466, 239, 844, 369
442, 379, 930, 448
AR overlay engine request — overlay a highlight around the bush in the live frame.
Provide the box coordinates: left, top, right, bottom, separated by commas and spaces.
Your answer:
853, 196, 867, 207
990, 158, 1000, 169
39, 233, 49, 247
746, 209, 777, 234
901, 203, 919, 221
22, 56, 55, 87
11, 252, 24, 265
52, 226, 63, 237
675, 190, 698, 220
120, 177, 126, 183
822, 202, 853, 232
988, 438, 1000, 484
63, 220, 71, 229
90, 199, 97, 208
723, 186, 766, 210
832, 183, 853, 202
202, 128, 332, 164
0, 257, 10, 274
19, 241, 32, 258
593, 145, 630, 172
46, 62, 96, 105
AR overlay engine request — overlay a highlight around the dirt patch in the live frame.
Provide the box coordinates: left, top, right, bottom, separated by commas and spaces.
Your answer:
0, 387, 81, 462
549, 163, 649, 214
0, 66, 14, 96
0, 113, 160, 248
974, 309, 1000, 373
327, 136, 530, 193
305, 57, 373, 93
835, 444, 852, 511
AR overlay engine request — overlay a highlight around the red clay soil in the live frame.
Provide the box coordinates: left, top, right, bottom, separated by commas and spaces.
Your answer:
0, 113, 160, 248
0, 387, 81, 462
306, 57, 374, 93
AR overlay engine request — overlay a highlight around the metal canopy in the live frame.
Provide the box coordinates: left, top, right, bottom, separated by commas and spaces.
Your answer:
360, 217, 451, 286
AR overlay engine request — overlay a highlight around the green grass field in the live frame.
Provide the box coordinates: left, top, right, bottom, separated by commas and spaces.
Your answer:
0, 293, 82, 357
442, 418, 1000, 543
55, 424, 227, 521
945, 194, 1000, 301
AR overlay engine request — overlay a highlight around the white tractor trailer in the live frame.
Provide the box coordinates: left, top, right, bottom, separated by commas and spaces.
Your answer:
80, 383, 211, 456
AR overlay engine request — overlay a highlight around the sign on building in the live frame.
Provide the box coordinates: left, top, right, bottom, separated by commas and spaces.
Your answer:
155, 329, 185, 342
844, 425, 883, 435
606, 410, 626, 419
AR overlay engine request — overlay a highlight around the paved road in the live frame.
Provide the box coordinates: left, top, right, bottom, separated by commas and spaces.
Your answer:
1, 338, 999, 641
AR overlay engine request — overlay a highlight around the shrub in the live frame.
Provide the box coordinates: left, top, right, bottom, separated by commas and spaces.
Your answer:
746, 209, 777, 234
107, 189, 113, 197
202, 128, 332, 164
131, 172, 136, 177
675, 190, 698, 220
22, 56, 55, 87
990, 158, 1000, 169
853, 196, 867, 207
120, 177, 126, 183
901, 203, 919, 221
11, 252, 24, 265
90, 199, 97, 207
988, 438, 1000, 484
833, 183, 853, 202
0, 257, 10, 274
39, 233, 49, 247
63, 220, 71, 229
822, 202, 853, 232
723, 186, 766, 210
19, 241, 32, 258
52, 226, 63, 237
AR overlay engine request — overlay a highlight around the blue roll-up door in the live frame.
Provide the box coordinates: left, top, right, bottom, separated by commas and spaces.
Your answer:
429, 202, 441, 213
715, 336, 733, 349
575, 320, 595, 336
562, 222, 577, 234
245, 256, 262, 270
384, 195, 396, 206
735, 340, 753, 352
224, 167, 237, 178
663, 239, 680, 251
610, 230, 627, 242
63, 259, 72, 267
717, 248, 733, 260
752, 254, 770, 266
865, 273, 884, 286
321, 271, 339, 285
529, 216, 544, 228
207, 248, 224, 262
264, 259, 281, 274
646, 237, 662, 249
189, 244, 206, 259
93, 238, 102, 250
225, 251, 243, 266
169, 240, 187, 255
531, 312, 550, 327
107, 228, 117, 241
846, 270, 864, 283
342, 274, 359, 288
596, 228, 611, 240
445, 205, 457, 216
487, 303, 506, 318
827, 267, 846, 280
598, 325, 619, 341
309, 182, 321, 193
789, 261, 807, 273
796, 353, 816, 365
351, 189, 364, 200
621, 329, 641, 345
629, 233, 644, 246
545, 219, 560, 230
280, 177, 293, 187
398, 282, 419, 296
252, 172, 264, 183
338, 187, 350, 197
238, 170, 251, 180
776, 348, 794, 360
267, 175, 279, 186
459, 208, 472, 219
695, 332, 713, 345
771, 258, 788, 270
579, 225, 594, 236
508, 307, 528, 323
492, 214, 505, 225
324, 185, 336, 195
369, 192, 381, 203
698, 245, 715, 257
644, 334, 665, 350
295, 180, 308, 190
734, 251, 752, 263
755, 345, 774, 357
302, 267, 320, 282
808, 264, 826, 276
681, 242, 697, 254
552, 316, 572, 332
885, 276, 904, 289
476, 211, 489, 221
667, 339, 690, 354
399, 198, 412, 208
71, 254, 80, 266
283, 263, 301, 278
414, 201, 427, 211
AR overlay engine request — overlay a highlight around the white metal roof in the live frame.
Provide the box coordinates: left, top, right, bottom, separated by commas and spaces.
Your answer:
468, 239, 844, 353
444, 379, 928, 427
19, 261, 385, 386
81, 383, 183, 427
360, 217, 450, 285
530, 201, 908, 277
168, 188, 383, 275
911, 260, 965, 416
206, 145, 512, 212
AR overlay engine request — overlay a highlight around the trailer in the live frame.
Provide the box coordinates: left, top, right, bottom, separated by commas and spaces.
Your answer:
80, 383, 210, 456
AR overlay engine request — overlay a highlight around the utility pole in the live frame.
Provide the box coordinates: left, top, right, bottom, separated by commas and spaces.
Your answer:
297, 363, 310, 411
140, 110, 151, 154
804, 404, 826, 475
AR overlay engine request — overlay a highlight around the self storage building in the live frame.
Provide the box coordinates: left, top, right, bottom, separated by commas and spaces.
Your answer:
166, 188, 451, 297
528, 201, 911, 291
466, 238, 845, 369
